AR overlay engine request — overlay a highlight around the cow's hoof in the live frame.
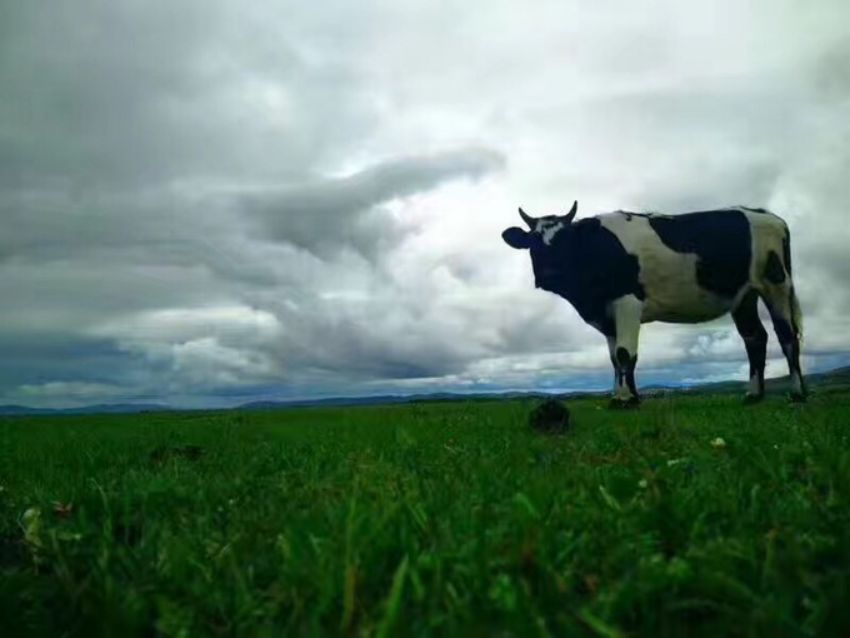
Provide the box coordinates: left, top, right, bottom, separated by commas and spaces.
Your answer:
742, 393, 764, 405
609, 396, 640, 410
789, 392, 808, 404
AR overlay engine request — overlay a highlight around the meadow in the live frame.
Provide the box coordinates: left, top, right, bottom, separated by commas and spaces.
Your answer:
2, 393, 850, 637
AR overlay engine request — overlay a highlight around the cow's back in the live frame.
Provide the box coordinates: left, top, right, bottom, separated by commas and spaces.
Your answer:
599, 209, 755, 323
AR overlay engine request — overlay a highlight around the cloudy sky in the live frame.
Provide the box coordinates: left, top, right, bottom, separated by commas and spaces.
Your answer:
3, 1, 850, 408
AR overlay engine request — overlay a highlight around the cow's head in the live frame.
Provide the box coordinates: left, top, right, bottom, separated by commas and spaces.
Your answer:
502, 200, 577, 250
502, 201, 578, 288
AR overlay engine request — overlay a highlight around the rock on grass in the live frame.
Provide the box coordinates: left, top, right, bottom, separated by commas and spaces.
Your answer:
528, 399, 571, 434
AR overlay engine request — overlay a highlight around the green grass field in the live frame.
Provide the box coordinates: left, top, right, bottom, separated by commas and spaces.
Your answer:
2, 394, 850, 637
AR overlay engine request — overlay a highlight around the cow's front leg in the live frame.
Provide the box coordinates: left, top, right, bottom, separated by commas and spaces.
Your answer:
606, 336, 619, 397
608, 295, 643, 409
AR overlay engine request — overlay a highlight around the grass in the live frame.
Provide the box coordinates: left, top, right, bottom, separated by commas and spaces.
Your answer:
2, 393, 850, 636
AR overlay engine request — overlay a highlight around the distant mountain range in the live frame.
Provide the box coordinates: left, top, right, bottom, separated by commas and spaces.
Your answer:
3, 366, 850, 416
0, 402, 172, 417
680, 365, 850, 395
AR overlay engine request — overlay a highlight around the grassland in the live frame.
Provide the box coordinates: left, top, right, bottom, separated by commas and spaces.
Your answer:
2, 393, 850, 637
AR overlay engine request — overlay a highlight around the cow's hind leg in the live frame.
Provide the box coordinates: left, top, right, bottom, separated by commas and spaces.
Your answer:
764, 293, 807, 402
760, 263, 807, 402
732, 290, 767, 404
608, 295, 643, 409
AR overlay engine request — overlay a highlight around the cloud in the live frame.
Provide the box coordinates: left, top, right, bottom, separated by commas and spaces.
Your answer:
16, 381, 127, 403
242, 147, 505, 257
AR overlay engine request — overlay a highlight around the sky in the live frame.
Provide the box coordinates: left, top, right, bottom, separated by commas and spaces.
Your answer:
2, 1, 850, 408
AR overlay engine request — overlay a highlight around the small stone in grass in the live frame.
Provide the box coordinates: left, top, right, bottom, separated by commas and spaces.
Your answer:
528, 399, 571, 434
710, 437, 727, 449
149, 444, 205, 465
52, 502, 73, 519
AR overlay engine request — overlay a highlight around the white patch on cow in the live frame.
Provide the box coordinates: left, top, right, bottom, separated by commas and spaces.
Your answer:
747, 370, 761, 396
609, 294, 642, 353
535, 218, 564, 245
606, 335, 618, 392
598, 213, 737, 324
739, 208, 799, 330
739, 208, 787, 296
777, 341, 805, 395
613, 379, 633, 400
790, 370, 804, 395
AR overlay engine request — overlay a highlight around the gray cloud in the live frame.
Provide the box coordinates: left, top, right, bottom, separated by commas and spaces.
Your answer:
243, 147, 505, 257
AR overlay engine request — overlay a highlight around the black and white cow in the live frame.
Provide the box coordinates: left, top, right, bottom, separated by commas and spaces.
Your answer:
502, 202, 806, 406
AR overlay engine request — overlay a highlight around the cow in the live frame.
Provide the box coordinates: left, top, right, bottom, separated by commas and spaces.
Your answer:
502, 201, 806, 407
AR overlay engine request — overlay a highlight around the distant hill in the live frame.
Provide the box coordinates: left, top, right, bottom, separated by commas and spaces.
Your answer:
0, 403, 172, 417
237, 390, 563, 411
237, 366, 850, 409
679, 365, 850, 396
0, 405, 56, 416
3, 366, 850, 416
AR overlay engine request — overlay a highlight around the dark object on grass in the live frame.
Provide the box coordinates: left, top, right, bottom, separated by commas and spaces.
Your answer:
0, 533, 27, 569
528, 399, 570, 434
149, 444, 205, 465
114, 516, 144, 547
609, 396, 641, 410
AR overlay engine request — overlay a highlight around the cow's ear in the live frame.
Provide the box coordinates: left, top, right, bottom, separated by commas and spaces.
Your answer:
502, 227, 531, 249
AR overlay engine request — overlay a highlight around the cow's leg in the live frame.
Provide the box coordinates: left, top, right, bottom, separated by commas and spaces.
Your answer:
753, 231, 807, 402
731, 290, 767, 404
763, 289, 807, 402
608, 295, 643, 408
606, 336, 619, 395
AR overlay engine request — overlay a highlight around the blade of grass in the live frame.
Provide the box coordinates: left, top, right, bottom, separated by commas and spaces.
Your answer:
376, 555, 409, 638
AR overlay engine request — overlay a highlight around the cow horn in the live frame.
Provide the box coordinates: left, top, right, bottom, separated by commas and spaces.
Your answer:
564, 200, 578, 223
518, 207, 535, 228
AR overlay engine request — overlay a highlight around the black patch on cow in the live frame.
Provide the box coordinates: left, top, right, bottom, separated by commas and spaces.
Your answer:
771, 311, 795, 344
529, 218, 644, 333
615, 347, 639, 397
764, 250, 786, 284
647, 210, 751, 298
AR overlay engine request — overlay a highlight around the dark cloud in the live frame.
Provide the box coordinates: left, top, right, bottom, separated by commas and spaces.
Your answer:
0, 2, 377, 190
243, 148, 505, 257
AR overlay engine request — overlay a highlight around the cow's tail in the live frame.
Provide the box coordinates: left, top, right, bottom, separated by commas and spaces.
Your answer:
790, 285, 803, 341
783, 226, 804, 340
788, 286, 803, 342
